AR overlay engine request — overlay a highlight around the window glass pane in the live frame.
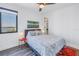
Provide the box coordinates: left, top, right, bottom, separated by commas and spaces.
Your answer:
1, 12, 16, 32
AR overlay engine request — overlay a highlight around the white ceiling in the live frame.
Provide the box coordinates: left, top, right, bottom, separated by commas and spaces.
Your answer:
15, 3, 79, 13
16, 3, 37, 9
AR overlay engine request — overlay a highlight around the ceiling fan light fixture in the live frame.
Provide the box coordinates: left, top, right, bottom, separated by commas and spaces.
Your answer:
39, 4, 45, 8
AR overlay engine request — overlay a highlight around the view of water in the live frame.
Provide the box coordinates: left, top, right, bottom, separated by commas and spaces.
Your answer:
1, 27, 16, 32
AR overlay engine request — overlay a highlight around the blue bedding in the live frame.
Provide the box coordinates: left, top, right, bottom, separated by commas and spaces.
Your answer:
27, 34, 65, 56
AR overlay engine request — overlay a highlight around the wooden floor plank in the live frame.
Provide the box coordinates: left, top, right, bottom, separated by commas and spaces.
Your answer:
0, 46, 35, 56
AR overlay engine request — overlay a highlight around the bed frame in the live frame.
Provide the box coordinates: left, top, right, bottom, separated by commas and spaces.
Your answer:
25, 29, 41, 56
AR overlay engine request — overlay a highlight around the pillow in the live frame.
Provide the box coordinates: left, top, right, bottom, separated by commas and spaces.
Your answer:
29, 31, 36, 36
36, 31, 42, 35
27, 30, 42, 36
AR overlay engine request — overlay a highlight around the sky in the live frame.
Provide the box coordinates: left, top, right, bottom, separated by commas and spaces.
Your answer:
1, 12, 17, 27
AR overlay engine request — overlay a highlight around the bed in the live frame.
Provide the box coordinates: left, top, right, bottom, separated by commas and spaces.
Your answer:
25, 29, 65, 56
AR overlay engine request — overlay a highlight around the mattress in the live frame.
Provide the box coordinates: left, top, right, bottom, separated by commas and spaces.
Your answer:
27, 35, 65, 56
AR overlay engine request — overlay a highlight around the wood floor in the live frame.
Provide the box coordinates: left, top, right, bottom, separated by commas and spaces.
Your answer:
0, 45, 79, 56
0, 46, 35, 56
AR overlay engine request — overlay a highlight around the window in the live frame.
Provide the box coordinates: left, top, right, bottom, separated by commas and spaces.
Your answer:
0, 7, 18, 34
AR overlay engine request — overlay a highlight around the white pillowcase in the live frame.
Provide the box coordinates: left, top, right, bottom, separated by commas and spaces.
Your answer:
27, 31, 42, 36
36, 31, 42, 35
29, 31, 36, 36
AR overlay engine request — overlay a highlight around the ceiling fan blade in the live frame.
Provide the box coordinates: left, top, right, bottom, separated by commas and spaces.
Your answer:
46, 3, 56, 5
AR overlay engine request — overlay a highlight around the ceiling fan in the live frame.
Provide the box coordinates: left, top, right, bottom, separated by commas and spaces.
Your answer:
37, 3, 56, 12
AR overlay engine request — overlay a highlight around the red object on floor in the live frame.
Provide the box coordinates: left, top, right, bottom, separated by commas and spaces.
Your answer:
62, 47, 76, 56
57, 47, 76, 56
20, 46, 27, 48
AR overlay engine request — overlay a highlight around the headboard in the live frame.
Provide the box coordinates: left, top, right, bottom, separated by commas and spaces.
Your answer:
25, 29, 41, 38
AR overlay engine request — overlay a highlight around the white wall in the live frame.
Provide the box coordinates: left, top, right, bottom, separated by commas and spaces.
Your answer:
0, 3, 42, 51
49, 4, 79, 49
